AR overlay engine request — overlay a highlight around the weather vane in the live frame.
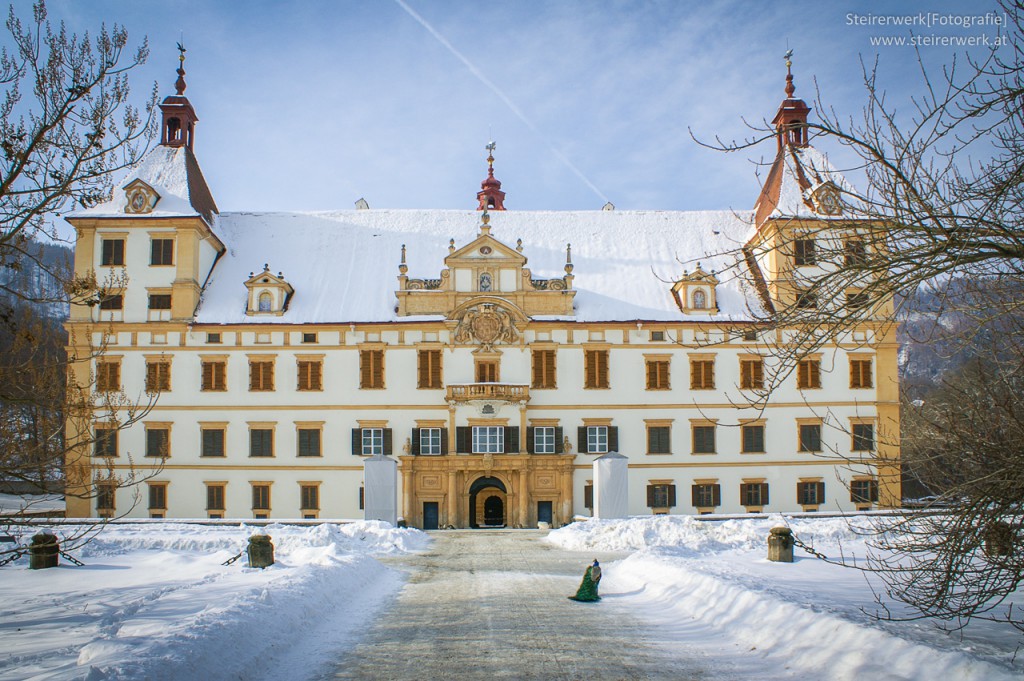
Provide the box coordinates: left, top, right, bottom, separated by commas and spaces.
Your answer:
486, 140, 496, 171
177, 41, 187, 63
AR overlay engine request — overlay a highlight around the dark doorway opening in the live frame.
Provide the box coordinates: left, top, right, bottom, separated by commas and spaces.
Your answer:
469, 476, 507, 528
537, 500, 553, 525
423, 501, 439, 530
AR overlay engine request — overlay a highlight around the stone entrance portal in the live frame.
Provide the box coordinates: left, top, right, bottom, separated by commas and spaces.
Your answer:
399, 453, 576, 530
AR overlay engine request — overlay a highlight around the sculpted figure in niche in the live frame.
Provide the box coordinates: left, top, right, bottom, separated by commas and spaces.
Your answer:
692, 289, 707, 310
479, 273, 492, 292
258, 291, 272, 312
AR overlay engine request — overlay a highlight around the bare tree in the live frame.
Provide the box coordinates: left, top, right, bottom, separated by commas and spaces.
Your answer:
0, 0, 160, 546
698, 0, 1024, 636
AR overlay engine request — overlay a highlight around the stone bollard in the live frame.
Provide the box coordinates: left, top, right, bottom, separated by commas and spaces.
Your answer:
767, 526, 794, 563
247, 534, 274, 569
396, 518, 408, 529
29, 532, 60, 570
984, 521, 1014, 558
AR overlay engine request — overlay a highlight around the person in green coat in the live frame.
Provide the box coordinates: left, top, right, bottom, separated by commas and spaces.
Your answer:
569, 559, 602, 602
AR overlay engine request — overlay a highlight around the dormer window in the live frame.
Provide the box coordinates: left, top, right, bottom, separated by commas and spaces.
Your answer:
671, 264, 719, 315
810, 182, 844, 216
124, 179, 161, 215
244, 265, 294, 317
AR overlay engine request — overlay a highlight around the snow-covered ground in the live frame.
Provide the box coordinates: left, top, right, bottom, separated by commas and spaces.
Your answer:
0, 493, 65, 516
548, 515, 1024, 681
0, 521, 428, 681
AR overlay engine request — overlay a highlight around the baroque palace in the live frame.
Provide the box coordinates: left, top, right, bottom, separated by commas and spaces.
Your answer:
64, 57, 900, 528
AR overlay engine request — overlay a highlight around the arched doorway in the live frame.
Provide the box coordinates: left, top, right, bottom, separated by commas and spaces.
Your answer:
469, 476, 507, 528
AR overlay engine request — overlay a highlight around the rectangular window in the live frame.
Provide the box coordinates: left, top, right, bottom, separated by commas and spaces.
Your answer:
362, 428, 384, 456
690, 359, 715, 390
148, 293, 171, 310
852, 423, 875, 452
691, 483, 721, 509
584, 349, 609, 389
148, 483, 167, 510
586, 425, 608, 454
201, 361, 227, 391
360, 349, 384, 389
472, 426, 504, 454
101, 238, 125, 266
646, 358, 670, 390
419, 427, 443, 455
146, 427, 169, 458
96, 361, 120, 392
584, 484, 593, 510
742, 330, 758, 342
798, 481, 825, 506
201, 428, 225, 457
99, 294, 123, 310
533, 426, 556, 454
845, 239, 867, 267
206, 332, 222, 344
797, 359, 821, 389
475, 359, 499, 383
647, 483, 676, 509
300, 484, 319, 511
846, 291, 870, 310
96, 482, 116, 511
302, 332, 317, 344
249, 360, 274, 391
741, 424, 765, 453
741, 482, 769, 507
647, 426, 671, 454
250, 429, 274, 457
94, 427, 117, 457
794, 238, 816, 266
297, 359, 323, 391
150, 238, 174, 266
298, 428, 322, 457
650, 330, 666, 342
692, 425, 716, 454
206, 484, 226, 511
795, 291, 818, 309
145, 361, 171, 392
251, 484, 271, 511
799, 423, 822, 452
532, 349, 556, 389
851, 479, 879, 504
418, 349, 443, 389
850, 358, 873, 389
740, 359, 763, 390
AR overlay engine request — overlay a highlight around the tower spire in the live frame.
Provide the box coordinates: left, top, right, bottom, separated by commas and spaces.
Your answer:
476, 141, 507, 210
160, 43, 199, 151
771, 49, 810, 151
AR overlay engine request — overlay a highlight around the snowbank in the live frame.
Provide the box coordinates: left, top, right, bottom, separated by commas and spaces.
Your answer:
548, 516, 1022, 680
0, 521, 428, 680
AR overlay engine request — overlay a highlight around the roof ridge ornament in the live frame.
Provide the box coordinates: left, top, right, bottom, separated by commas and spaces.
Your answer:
476, 140, 506, 210
175, 42, 187, 95
771, 49, 810, 151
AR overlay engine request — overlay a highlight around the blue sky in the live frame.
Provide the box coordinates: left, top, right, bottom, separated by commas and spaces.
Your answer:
48, 0, 1008, 214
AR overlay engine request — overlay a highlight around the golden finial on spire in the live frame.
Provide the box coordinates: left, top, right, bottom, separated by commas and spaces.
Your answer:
174, 41, 188, 95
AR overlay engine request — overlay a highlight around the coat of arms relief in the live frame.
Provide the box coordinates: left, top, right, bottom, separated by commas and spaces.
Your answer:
453, 303, 518, 350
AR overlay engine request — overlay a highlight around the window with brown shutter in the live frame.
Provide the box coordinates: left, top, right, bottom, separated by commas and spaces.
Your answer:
647, 426, 671, 454
794, 238, 816, 266
850, 358, 872, 388
740, 359, 763, 390
851, 479, 879, 504
797, 481, 825, 506
741, 482, 769, 507
532, 349, 556, 389
844, 239, 867, 267
94, 427, 118, 457
297, 359, 323, 391
645, 358, 670, 390
206, 484, 225, 511
691, 483, 721, 509
96, 482, 116, 511
201, 361, 226, 391
249, 360, 274, 391
584, 484, 593, 510
148, 293, 171, 310
584, 349, 609, 389
797, 359, 821, 389
741, 424, 765, 453
360, 349, 384, 389
690, 359, 715, 390
251, 484, 271, 510
96, 361, 120, 392
101, 239, 125, 266
300, 484, 320, 510
646, 483, 677, 509
150, 238, 174, 265
99, 294, 123, 310
418, 350, 442, 389
148, 483, 167, 510
475, 358, 499, 383
145, 361, 171, 392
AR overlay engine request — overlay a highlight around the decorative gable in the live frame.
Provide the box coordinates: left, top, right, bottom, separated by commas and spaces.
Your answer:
395, 211, 575, 318
671, 264, 719, 315
244, 265, 294, 316
123, 179, 161, 214
809, 181, 843, 216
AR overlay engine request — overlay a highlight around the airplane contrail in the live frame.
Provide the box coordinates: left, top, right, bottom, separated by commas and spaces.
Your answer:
393, 0, 610, 204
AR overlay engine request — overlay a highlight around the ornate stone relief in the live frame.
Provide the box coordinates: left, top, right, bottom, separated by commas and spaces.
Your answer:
453, 303, 518, 350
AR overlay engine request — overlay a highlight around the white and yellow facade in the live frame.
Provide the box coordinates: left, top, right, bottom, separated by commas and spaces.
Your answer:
63, 68, 900, 527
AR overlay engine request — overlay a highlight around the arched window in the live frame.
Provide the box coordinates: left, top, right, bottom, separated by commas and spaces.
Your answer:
258, 291, 272, 312
692, 289, 707, 309
479, 273, 492, 292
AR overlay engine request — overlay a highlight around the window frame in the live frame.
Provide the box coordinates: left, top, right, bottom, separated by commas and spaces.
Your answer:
417, 348, 443, 389
531, 348, 557, 389
472, 425, 505, 454
739, 358, 764, 390
852, 423, 875, 452
297, 427, 323, 457
850, 357, 873, 389
100, 238, 125, 266
419, 427, 443, 456
147, 482, 168, 511
248, 358, 275, 392
94, 425, 118, 457
145, 424, 171, 458
249, 427, 275, 457
645, 356, 671, 390
692, 423, 716, 454
150, 237, 175, 266
586, 425, 608, 454
359, 348, 385, 389
797, 358, 821, 389
646, 424, 671, 455
145, 359, 172, 393
251, 483, 272, 511
205, 483, 226, 511
584, 348, 610, 389
296, 357, 324, 391
96, 360, 121, 392
689, 357, 715, 390
741, 423, 765, 454
533, 426, 556, 454
200, 426, 226, 458
798, 422, 823, 453
794, 238, 817, 266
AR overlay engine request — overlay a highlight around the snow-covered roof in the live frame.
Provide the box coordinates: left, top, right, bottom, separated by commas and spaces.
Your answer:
194, 209, 759, 325
70, 145, 218, 223
753, 144, 856, 227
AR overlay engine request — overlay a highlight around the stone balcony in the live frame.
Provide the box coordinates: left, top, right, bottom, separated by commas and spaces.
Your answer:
446, 383, 530, 403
